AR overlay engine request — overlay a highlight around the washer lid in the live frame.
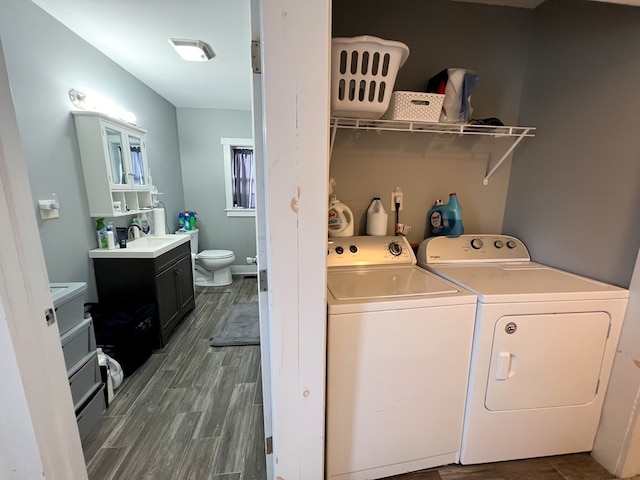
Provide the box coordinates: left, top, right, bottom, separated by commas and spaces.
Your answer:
428, 262, 628, 302
327, 265, 476, 313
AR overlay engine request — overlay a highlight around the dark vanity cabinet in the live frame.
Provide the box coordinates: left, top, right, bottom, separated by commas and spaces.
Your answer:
93, 242, 195, 348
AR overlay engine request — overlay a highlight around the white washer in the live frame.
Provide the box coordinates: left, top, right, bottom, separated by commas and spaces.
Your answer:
417, 234, 629, 465
326, 236, 477, 480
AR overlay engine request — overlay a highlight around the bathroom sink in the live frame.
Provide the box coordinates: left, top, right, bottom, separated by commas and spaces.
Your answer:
127, 237, 174, 248
88, 234, 190, 259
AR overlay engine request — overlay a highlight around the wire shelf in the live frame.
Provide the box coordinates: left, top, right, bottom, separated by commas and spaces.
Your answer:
330, 117, 535, 137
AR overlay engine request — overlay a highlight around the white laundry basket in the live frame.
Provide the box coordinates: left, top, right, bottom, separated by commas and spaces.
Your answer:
331, 36, 410, 119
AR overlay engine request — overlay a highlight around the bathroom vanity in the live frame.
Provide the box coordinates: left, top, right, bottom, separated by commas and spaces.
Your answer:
90, 235, 195, 348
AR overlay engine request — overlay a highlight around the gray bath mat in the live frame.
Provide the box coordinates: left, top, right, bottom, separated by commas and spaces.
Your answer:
210, 301, 260, 347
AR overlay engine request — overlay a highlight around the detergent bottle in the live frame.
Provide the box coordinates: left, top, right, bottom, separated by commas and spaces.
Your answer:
328, 195, 354, 237
427, 193, 464, 237
366, 197, 388, 236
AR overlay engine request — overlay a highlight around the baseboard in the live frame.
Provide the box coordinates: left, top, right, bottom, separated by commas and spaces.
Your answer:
231, 265, 257, 276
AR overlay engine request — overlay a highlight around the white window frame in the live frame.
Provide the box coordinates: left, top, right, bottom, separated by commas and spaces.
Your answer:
222, 137, 255, 217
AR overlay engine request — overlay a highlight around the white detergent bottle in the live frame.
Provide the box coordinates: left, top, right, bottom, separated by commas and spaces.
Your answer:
328, 195, 354, 237
366, 197, 388, 236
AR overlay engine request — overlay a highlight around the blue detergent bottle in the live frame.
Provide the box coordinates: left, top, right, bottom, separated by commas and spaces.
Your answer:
427, 193, 464, 237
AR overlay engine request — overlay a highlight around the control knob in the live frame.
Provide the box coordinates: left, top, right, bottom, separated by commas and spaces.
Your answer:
349, 245, 358, 254
506, 240, 517, 249
388, 242, 402, 256
494, 240, 504, 249
335, 246, 344, 255
471, 238, 484, 250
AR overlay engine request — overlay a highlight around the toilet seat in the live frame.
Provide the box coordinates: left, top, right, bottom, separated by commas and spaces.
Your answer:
197, 249, 234, 260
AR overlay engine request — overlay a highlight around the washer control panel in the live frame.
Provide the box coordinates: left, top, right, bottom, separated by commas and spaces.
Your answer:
416, 234, 530, 264
327, 236, 415, 267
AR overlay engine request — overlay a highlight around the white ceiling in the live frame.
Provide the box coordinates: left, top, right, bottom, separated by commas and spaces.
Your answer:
32, 0, 253, 110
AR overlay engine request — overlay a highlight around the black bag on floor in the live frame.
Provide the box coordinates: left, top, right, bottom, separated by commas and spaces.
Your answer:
88, 302, 155, 378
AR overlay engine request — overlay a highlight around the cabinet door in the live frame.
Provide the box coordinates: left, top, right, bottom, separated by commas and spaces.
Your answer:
103, 126, 129, 188
175, 254, 194, 312
127, 133, 150, 188
155, 265, 180, 336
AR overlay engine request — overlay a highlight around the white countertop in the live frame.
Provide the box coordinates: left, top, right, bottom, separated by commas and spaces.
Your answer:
88, 234, 190, 259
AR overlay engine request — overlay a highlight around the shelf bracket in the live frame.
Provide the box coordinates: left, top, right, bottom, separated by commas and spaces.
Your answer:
329, 121, 338, 160
483, 128, 532, 185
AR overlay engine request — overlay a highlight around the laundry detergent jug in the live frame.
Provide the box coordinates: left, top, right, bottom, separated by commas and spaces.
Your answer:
427, 192, 464, 237
328, 196, 354, 237
366, 197, 388, 236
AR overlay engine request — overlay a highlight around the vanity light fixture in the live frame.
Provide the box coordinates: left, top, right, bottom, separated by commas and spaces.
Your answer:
168, 38, 215, 62
69, 88, 137, 124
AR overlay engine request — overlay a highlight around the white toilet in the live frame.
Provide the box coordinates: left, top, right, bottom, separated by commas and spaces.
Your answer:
176, 229, 235, 287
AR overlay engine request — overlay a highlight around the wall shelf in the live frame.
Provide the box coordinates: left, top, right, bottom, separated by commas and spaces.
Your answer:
329, 117, 536, 185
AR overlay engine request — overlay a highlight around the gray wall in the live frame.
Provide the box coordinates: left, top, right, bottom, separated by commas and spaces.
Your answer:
503, 0, 640, 288
331, 0, 532, 243
176, 108, 256, 264
0, 0, 185, 301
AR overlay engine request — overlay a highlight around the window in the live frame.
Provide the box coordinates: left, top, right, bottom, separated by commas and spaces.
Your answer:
222, 138, 255, 217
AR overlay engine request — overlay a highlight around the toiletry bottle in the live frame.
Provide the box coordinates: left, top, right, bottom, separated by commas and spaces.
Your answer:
130, 218, 141, 239
184, 212, 191, 231
139, 213, 151, 235
106, 224, 116, 250
178, 211, 185, 230
189, 211, 196, 230
96, 218, 108, 249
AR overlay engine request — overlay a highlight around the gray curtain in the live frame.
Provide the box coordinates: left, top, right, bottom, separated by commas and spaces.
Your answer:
232, 148, 255, 208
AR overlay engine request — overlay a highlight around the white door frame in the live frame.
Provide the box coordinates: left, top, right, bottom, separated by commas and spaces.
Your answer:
250, 0, 274, 477
257, 0, 331, 477
0, 38, 88, 479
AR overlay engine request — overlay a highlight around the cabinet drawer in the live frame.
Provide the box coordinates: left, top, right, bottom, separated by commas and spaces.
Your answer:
60, 317, 96, 375
69, 352, 102, 412
76, 385, 106, 441
51, 282, 87, 335
154, 242, 190, 273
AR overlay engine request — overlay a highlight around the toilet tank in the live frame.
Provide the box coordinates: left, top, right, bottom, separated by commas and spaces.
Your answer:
176, 229, 199, 254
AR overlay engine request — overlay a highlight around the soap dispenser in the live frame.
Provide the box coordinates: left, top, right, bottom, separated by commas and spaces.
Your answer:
129, 218, 141, 239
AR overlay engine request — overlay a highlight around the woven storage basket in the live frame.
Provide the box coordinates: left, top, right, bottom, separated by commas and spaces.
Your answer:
381, 92, 445, 122
331, 36, 410, 119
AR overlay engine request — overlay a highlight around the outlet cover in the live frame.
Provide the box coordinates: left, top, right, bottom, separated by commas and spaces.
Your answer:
391, 192, 404, 211
39, 208, 59, 220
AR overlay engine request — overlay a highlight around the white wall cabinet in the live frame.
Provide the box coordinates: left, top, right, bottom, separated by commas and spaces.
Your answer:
72, 111, 153, 217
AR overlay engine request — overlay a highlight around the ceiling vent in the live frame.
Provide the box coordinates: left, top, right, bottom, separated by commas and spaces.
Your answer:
168, 39, 215, 62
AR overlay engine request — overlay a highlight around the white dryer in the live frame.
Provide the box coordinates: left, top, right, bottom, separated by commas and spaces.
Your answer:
417, 234, 629, 465
326, 236, 477, 480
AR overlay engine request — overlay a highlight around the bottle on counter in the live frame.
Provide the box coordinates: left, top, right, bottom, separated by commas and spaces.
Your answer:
106, 224, 116, 250
96, 218, 108, 249
184, 212, 191, 231
178, 211, 185, 230
189, 211, 197, 230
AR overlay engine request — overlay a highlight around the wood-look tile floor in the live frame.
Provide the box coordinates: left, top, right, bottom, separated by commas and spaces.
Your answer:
82, 276, 266, 480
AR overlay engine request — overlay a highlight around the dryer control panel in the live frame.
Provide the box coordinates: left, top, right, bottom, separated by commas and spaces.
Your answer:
327, 235, 415, 267
417, 235, 531, 264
